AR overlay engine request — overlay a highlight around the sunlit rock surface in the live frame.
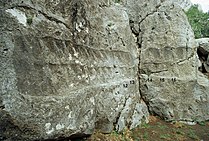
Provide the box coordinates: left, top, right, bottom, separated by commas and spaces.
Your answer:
0, 0, 208, 140
124, 0, 209, 122
0, 0, 148, 140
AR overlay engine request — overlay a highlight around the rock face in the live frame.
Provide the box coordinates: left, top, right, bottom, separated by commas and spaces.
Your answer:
0, 0, 209, 140
125, 0, 209, 122
0, 0, 149, 140
196, 38, 209, 73
174, 0, 192, 11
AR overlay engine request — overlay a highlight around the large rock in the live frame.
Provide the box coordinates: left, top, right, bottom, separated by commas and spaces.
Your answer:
125, 0, 209, 121
1, 0, 209, 140
0, 0, 148, 140
174, 0, 192, 11
196, 38, 209, 72
196, 38, 209, 53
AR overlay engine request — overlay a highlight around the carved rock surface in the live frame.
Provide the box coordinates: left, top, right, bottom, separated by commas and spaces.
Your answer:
0, 0, 209, 140
0, 0, 148, 140
125, 0, 209, 121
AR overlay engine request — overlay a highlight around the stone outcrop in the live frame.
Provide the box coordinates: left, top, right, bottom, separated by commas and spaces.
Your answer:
0, 0, 148, 140
0, 0, 209, 141
124, 0, 209, 122
196, 38, 209, 73
174, 0, 192, 11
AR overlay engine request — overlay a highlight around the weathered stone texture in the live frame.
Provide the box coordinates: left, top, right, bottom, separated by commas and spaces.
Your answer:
125, 0, 209, 122
0, 0, 209, 140
174, 0, 192, 11
0, 0, 148, 140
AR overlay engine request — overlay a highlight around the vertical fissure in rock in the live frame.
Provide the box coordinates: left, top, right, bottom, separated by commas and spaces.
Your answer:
129, 19, 151, 114
114, 96, 129, 131
128, 4, 163, 115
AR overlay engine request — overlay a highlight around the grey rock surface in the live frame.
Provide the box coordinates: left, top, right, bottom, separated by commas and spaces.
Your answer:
196, 38, 209, 53
125, 0, 209, 121
0, 0, 148, 140
0, 0, 209, 140
196, 38, 209, 73
195, 38, 209, 53
208, 57, 209, 66
174, 0, 192, 11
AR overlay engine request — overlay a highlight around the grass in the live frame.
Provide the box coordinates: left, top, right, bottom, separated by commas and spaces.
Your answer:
157, 122, 168, 130
143, 132, 148, 140
159, 134, 171, 140
198, 121, 206, 126
141, 122, 151, 129
85, 116, 209, 141
187, 129, 199, 140
174, 129, 185, 135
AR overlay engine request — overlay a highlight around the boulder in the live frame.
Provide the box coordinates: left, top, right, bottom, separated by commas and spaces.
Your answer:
174, 0, 192, 11
196, 38, 209, 53
125, 0, 209, 121
0, 0, 148, 140
196, 38, 209, 72
0, 0, 209, 140
208, 57, 209, 65
203, 63, 209, 72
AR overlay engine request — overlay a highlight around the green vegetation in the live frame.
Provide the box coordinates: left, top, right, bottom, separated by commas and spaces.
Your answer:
27, 17, 33, 25
85, 116, 209, 141
157, 122, 168, 130
142, 131, 148, 140
141, 122, 151, 129
187, 129, 199, 140
115, 0, 121, 3
186, 5, 209, 38
159, 134, 171, 140
198, 121, 206, 126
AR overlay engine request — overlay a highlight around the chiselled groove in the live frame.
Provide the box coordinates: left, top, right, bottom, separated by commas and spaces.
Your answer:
151, 69, 168, 74
20, 77, 136, 99
14, 35, 136, 96
41, 36, 73, 41
42, 37, 131, 53
46, 61, 135, 69
54, 40, 69, 56
41, 37, 134, 67
141, 46, 195, 65
52, 40, 67, 57
75, 44, 131, 54
175, 49, 195, 65
46, 44, 164, 92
